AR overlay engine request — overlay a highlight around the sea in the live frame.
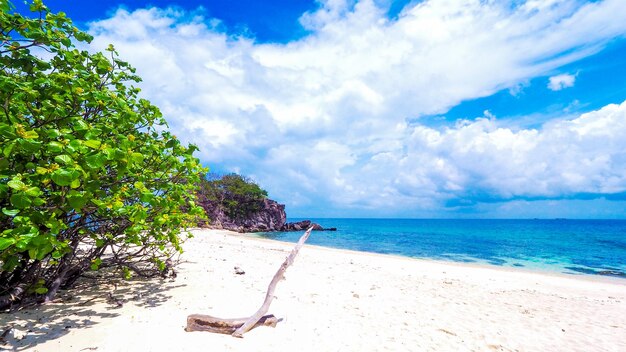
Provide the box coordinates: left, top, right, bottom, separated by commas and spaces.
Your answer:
258, 218, 626, 279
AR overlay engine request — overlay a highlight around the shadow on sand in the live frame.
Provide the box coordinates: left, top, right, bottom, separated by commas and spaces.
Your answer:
0, 275, 186, 351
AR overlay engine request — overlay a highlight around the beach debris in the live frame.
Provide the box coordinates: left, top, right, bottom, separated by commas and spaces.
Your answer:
438, 328, 457, 336
185, 226, 314, 338
185, 314, 281, 335
234, 266, 246, 275
106, 293, 124, 308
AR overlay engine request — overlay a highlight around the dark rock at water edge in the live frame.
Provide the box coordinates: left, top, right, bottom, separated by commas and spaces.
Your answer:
281, 220, 337, 232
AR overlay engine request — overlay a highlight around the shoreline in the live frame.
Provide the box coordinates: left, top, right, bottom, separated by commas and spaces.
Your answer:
2, 228, 625, 351
244, 230, 626, 285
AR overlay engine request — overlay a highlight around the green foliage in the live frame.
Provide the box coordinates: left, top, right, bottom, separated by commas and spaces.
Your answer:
197, 173, 268, 220
0, 0, 206, 308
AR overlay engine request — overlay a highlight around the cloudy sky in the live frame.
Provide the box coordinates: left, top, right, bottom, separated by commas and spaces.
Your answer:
23, 0, 626, 218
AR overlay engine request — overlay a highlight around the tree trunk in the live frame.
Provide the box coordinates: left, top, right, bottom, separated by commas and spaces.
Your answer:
185, 226, 313, 337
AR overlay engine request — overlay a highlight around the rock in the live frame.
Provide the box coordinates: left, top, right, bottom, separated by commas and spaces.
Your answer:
310, 223, 324, 231
234, 266, 245, 275
281, 220, 311, 231
281, 220, 336, 232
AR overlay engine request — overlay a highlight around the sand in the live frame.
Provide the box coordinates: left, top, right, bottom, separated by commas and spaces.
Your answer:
1, 228, 625, 351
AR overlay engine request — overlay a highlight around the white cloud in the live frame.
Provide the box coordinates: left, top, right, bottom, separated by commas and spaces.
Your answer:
548, 73, 576, 91
85, 0, 626, 215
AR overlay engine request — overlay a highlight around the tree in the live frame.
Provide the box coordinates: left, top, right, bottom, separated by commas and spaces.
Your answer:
0, 0, 206, 309
197, 173, 268, 221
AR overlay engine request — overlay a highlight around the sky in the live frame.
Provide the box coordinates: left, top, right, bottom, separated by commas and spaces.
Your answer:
13, 0, 626, 218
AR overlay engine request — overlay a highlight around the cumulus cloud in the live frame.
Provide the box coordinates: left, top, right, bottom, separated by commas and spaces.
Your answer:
85, 0, 626, 215
548, 73, 577, 91
399, 101, 626, 202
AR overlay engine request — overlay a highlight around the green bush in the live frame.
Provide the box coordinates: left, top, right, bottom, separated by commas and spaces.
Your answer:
0, 0, 206, 309
197, 173, 268, 221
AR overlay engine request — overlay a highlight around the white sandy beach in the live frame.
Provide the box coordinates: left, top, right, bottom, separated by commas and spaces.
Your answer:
2, 228, 625, 351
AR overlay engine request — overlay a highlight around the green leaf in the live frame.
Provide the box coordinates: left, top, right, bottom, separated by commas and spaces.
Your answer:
25, 187, 41, 197
74, 120, 89, 131
129, 152, 144, 164
10, 193, 32, 209
17, 139, 41, 152
122, 267, 132, 280
46, 129, 61, 138
85, 154, 106, 169
63, 141, 77, 153
68, 193, 87, 210
0, 1, 10, 14
2, 255, 18, 272
74, 31, 94, 43
35, 287, 48, 294
140, 192, 153, 202
23, 130, 39, 139
7, 179, 26, 190
2, 208, 20, 217
83, 140, 101, 149
28, 248, 39, 260
51, 170, 73, 186
30, 0, 46, 11
2, 142, 15, 157
47, 141, 64, 153
70, 178, 81, 189
90, 199, 105, 207
90, 258, 102, 271
54, 154, 73, 165
45, 218, 63, 233
36, 166, 48, 175
0, 237, 16, 251
37, 243, 53, 260
0, 124, 16, 139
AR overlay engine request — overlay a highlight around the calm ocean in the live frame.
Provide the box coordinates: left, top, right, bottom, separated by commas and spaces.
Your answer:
259, 219, 626, 279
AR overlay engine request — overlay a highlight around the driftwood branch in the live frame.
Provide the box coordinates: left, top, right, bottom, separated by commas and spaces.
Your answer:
185, 226, 313, 337
185, 314, 281, 334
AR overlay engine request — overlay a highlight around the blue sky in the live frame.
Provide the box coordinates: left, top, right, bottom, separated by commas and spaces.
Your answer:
14, 0, 626, 218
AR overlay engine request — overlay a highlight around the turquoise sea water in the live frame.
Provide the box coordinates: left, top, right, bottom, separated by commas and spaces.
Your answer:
259, 219, 626, 278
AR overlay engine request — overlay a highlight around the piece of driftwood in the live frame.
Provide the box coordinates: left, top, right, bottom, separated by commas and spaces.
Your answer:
185, 314, 281, 334
185, 226, 313, 338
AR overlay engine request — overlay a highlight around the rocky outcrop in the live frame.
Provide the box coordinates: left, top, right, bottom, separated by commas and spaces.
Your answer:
281, 220, 336, 232
199, 198, 286, 232
198, 198, 335, 233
